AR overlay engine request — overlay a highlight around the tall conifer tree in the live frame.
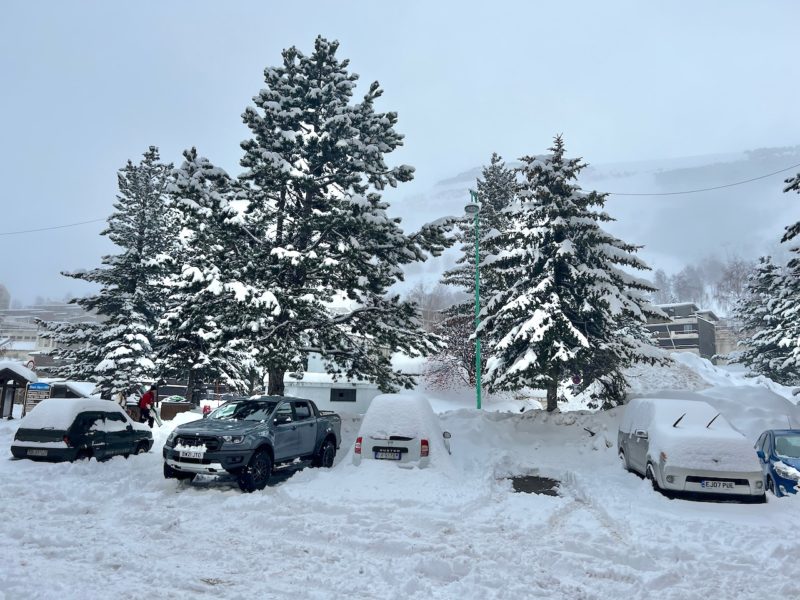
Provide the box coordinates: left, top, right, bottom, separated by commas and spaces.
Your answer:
41, 147, 174, 399
237, 36, 452, 394
480, 137, 661, 410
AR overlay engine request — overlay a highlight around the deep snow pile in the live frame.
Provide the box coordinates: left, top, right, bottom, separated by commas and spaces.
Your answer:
2, 398, 800, 599
631, 353, 800, 442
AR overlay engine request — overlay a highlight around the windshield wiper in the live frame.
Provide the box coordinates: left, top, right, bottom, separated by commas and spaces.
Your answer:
706, 413, 720, 429
672, 413, 686, 428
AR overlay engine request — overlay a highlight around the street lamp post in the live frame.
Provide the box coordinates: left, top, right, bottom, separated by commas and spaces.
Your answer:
464, 190, 481, 410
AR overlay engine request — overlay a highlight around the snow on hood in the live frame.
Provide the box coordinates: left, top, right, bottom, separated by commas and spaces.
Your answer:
649, 419, 760, 473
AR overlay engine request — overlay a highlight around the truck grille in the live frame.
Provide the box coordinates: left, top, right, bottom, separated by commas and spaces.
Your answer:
176, 435, 220, 452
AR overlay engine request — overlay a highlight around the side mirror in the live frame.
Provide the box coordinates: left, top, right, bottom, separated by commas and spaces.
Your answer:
634, 430, 648, 440
756, 450, 765, 461
443, 431, 452, 439
126, 424, 133, 431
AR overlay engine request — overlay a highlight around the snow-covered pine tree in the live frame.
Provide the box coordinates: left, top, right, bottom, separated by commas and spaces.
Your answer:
770, 173, 800, 384
728, 256, 798, 384
36, 319, 105, 382
157, 148, 272, 403
480, 136, 661, 411
41, 147, 174, 400
238, 36, 453, 395
438, 153, 516, 386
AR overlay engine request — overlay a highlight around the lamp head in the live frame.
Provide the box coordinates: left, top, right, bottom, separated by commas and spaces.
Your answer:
464, 204, 480, 215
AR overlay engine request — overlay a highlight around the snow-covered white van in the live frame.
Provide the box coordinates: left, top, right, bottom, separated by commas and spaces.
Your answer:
618, 398, 765, 502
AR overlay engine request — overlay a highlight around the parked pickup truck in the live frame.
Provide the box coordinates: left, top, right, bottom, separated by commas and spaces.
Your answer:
162, 396, 341, 492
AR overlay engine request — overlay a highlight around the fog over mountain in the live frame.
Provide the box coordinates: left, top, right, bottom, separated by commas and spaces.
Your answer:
395, 145, 800, 292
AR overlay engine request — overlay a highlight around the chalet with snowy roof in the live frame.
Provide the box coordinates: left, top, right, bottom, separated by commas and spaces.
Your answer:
645, 302, 719, 360
0, 361, 37, 419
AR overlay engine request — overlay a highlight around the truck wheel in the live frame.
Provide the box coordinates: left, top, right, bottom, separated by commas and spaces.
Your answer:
237, 449, 272, 493
313, 439, 336, 468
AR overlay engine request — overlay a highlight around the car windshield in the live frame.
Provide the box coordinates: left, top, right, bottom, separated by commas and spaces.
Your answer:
775, 434, 800, 459
209, 401, 277, 422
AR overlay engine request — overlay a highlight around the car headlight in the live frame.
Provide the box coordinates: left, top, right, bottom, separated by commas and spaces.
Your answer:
222, 435, 244, 444
774, 462, 800, 482
166, 431, 177, 445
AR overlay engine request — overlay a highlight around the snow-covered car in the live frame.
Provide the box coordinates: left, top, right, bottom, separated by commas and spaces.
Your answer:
755, 429, 800, 497
618, 398, 765, 501
352, 394, 451, 468
11, 398, 153, 462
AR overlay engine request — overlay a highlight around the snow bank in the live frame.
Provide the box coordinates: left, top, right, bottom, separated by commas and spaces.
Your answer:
4, 398, 800, 599
672, 352, 799, 402
624, 355, 709, 395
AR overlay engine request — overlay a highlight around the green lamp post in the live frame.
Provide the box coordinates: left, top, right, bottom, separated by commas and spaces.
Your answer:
464, 190, 482, 409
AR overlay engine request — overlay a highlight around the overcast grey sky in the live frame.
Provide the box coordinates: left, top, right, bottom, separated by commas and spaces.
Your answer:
1, 1, 799, 303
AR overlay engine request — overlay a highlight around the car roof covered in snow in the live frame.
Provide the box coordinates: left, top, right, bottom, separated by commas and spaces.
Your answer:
21, 398, 126, 430
621, 397, 723, 433
359, 393, 442, 440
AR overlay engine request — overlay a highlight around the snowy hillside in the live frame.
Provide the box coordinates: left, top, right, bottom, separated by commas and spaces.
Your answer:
394, 146, 800, 290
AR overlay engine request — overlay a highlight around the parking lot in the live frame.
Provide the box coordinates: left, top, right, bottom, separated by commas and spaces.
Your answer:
2, 405, 799, 600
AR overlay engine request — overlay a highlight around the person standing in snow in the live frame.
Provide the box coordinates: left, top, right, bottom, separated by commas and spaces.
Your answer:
138, 385, 157, 427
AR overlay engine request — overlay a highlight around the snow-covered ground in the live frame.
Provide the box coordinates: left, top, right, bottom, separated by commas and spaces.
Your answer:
1, 355, 799, 599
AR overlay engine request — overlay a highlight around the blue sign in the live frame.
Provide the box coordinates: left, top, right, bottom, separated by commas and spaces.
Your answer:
28, 383, 50, 391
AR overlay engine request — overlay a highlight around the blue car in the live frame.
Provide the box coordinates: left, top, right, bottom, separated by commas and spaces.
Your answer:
755, 429, 800, 497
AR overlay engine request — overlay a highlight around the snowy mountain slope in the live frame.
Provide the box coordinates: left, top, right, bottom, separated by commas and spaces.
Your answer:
2, 391, 799, 599
393, 145, 800, 292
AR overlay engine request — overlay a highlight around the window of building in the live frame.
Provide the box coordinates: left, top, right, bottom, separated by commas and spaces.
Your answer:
330, 388, 356, 402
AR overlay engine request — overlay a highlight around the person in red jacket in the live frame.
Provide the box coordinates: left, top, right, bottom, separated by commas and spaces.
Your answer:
138, 385, 157, 427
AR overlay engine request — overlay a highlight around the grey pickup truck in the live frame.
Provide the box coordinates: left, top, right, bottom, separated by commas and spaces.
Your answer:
162, 396, 341, 492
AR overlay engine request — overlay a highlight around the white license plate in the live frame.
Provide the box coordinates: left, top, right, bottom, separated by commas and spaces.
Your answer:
179, 450, 205, 460
27, 449, 48, 457
375, 451, 401, 460
701, 480, 735, 489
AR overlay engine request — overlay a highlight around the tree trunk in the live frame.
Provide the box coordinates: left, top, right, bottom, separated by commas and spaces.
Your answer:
546, 365, 561, 412
185, 369, 195, 405
267, 367, 285, 396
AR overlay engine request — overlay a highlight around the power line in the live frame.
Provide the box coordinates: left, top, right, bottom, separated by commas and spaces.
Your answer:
606, 161, 800, 196
1, 160, 799, 235
0, 218, 106, 237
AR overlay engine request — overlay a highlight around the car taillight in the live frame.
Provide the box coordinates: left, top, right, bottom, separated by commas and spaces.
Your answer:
355, 437, 362, 455
63, 435, 71, 447
420, 439, 429, 457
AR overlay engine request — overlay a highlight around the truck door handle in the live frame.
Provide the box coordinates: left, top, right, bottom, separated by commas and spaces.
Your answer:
291, 426, 296, 430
